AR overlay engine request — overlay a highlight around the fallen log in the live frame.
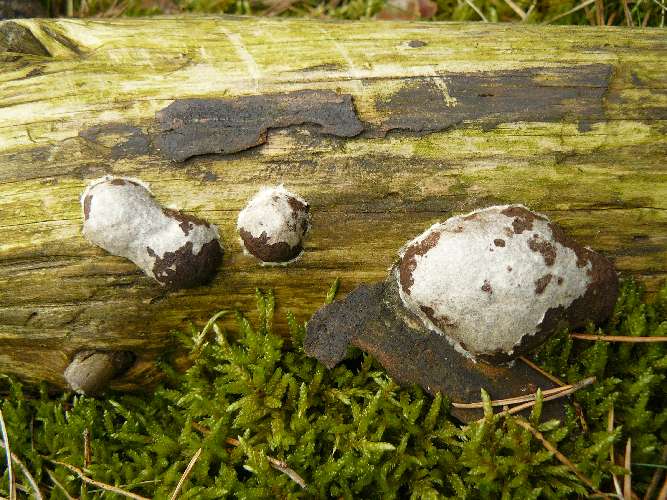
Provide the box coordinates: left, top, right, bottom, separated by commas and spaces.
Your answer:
0, 16, 665, 391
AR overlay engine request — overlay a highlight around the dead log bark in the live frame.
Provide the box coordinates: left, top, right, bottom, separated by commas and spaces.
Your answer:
0, 16, 665, 390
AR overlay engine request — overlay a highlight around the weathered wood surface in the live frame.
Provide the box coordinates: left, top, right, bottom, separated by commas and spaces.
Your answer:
0, 16, 665, 390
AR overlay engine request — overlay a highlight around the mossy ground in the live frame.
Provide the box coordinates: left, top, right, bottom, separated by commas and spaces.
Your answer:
0, 279, 665, 498
41, 0, 666, 28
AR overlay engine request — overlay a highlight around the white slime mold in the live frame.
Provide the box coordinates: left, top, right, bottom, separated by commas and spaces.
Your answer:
82, 176, 222, 289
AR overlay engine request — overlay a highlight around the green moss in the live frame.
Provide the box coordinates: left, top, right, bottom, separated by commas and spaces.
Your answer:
1, 281, 665, 498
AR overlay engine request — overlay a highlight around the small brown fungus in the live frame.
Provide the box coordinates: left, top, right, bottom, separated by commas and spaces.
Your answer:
237, 185, 310, 264
64, 350, 135, 396
81, 176, 223, 289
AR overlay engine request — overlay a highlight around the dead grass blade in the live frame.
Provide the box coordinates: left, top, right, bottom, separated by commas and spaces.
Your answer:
644, 444, 667, 500
169, 448, 202, 500
570, 334, 667, 343
51, 460, 150, 500
502, 0, 527, 19
624, 438, 633, 500
608, 405, 623, 498
0, 410, 15, 500
83, 429, 91, 468
464, 0, 489, 21
45, 469, 76, 500
658, 475, 667, 500
596, 0, 606, 24
0, 435, 43, 500
622, 0, 635, 25
542, 0, 596, 24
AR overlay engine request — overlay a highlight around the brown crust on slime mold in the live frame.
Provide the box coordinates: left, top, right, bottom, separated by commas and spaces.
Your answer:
501, 206, 545, 234
148, 239, 223, 290
399, 230, 441, 292
527, 234, 557, 266
239, 228, 303, 263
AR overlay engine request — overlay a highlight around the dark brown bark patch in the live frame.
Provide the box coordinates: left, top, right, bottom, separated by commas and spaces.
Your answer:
494, 238, 506, 247
398, 230, 441, 292
375, 64, 612, 135
155, 90, 364, 162
79, 124, 151, 160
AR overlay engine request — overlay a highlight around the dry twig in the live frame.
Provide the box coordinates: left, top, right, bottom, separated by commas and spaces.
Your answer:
169, 448, 202, 500
51, 460, 150, 500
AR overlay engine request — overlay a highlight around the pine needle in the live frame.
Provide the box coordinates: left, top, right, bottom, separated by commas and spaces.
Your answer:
191, 423, 307, 489
51, 460, 150, 500
169, 448, 202, 500
453, 379, 587, 409
519, 356, 566, 386
570, 333, 667, 343
514, 418, 601, 493
0, 410, 15, 500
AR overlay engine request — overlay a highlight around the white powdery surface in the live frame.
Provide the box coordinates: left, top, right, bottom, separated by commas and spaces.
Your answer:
397, 204, 593, 358
82, 176, 220, 280
237, 185, 309, 249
